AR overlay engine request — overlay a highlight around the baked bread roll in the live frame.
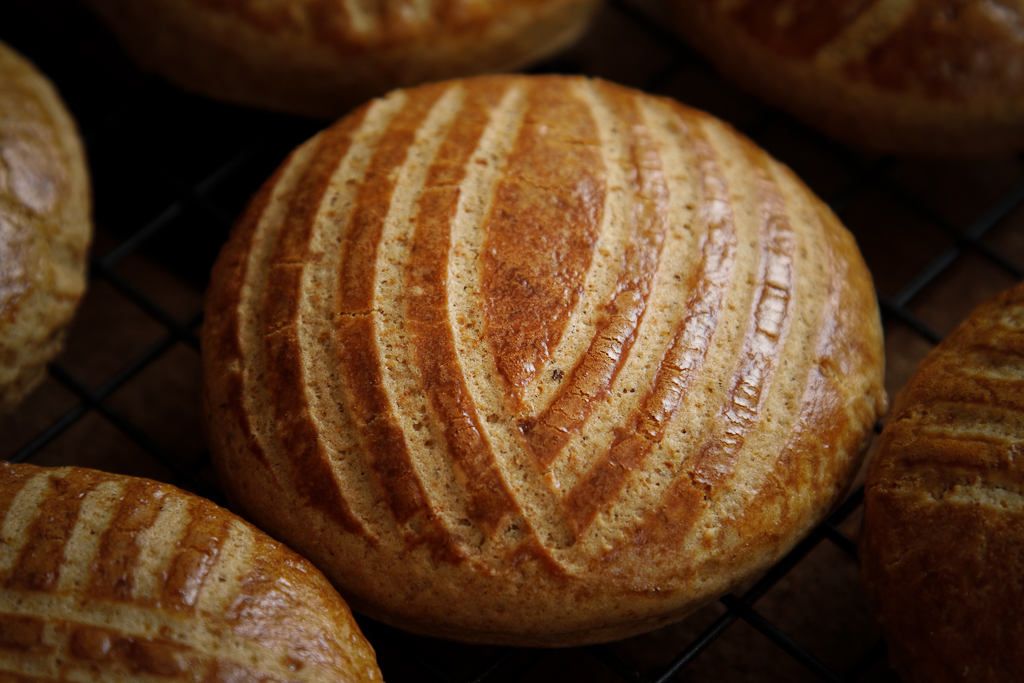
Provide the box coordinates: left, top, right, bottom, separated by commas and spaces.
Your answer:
0, 41, 91, 414
202, 74, 887, 646
673, 0, 1024, 157
861, 281, 1024, 683
0, 462, 382, 682
82, 0, 601, 119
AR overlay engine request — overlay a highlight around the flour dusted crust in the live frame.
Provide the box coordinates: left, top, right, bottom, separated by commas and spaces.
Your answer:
673, 0, 1024, 157
202, 75, 887, 646
0, 462, 382, 682
0, 42, 91, 414
82, 0, 600, 118
861, 281, 1024, 683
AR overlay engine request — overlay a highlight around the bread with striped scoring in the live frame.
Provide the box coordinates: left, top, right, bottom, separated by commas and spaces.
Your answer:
861, 281, 1024, 683
0, 41, 91, 414
202, 74, 888, 646
81, 0, 600, 119
673, 0, 1024, 157
0, 462, 381, 682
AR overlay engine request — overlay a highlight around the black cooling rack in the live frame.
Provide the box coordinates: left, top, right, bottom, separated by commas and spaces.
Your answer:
3, 1, 1023, 681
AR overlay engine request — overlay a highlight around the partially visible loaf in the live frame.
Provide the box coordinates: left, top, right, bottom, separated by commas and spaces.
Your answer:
0, 41, 91, 413
202, 74, 887, 646
673, 0, 1024, 157
82, 0, 601, 118
861, 281, 1024, 682
0, 462, 382, 682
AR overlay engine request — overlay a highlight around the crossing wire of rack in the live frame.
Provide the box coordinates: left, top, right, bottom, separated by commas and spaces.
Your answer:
2, 1, 1023, 681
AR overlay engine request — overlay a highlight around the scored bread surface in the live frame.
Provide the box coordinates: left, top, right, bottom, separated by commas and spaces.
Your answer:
0, 41, 91, 413
82, 0, 600, 118
861, 281, 1024, 683
203, 74, 887, 646
0, 462, 381, 682
673, 0, 1024, 156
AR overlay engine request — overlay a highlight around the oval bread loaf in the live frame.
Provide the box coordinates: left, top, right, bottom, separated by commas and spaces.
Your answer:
673, 0, 1024, 157
82, 0, 600, 118
202, 74, 888, 646
0, 462, 382, 682
0, 41, 91, 414
861, 281, 1024, 683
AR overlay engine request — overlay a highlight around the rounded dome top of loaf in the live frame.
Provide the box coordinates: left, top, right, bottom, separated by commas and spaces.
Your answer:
203, 74, 887, 646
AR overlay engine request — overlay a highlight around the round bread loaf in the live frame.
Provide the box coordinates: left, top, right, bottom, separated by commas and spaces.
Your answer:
673, 0, 1024, 157
0, 42, 91, 414
202, 74, 887, 646
81, 0, 600, 119
861, 281, 1024, 683
0, 462, 382, 682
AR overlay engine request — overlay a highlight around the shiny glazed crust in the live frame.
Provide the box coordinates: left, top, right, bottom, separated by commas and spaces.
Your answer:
861, 282, 1024, 683
81, 0, 600, 118
673, 0, 1024, 157
0, 42, 91, 414
202, 75, 887, 646
0, 462, 382, 682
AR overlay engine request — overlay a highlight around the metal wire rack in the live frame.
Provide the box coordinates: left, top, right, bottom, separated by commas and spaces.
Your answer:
3, 1, 1023, 681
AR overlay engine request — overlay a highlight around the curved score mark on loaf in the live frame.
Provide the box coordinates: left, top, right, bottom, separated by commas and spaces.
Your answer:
368, 82, 478, 556
305, 0, 378, 42
942, 353, 1024, 428
3, 468, 104, 592
206, 137, 311, 482
131, 493, 191, 603
811, 0, 919, 68
687, 142, 797, 493
407, 80, 524, 536
617, 144, 807, 564
855, 0, 1024, 98
315, 0, 434, 43
296, 94, 409, 543
518, 82, 670, 471
728, 0, 878, 59
0, 470, 234, 612
220, 0, 515, 49
0, 468, 354, 680
54, 482, 123, 596
335, 83, 465, 558
481, 77, 606, 399
563, 106, 738, 536
618, 137, 798, 557
893, 292, 1024, 471
956, 345, 1024, 384
442, 79, 581, 557
157, 499, 234, 611
84, 481, 164, 602
748, 204, 852, 536
261, 108, 370, 538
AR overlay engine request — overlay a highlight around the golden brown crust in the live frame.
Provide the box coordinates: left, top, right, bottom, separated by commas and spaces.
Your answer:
202, 74, 887, 646
861, 281, 1024, 683
0, 41, 91, 414
81, 0, 601, 118
673, 0, 1024, 157
0, 462, 382, 682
